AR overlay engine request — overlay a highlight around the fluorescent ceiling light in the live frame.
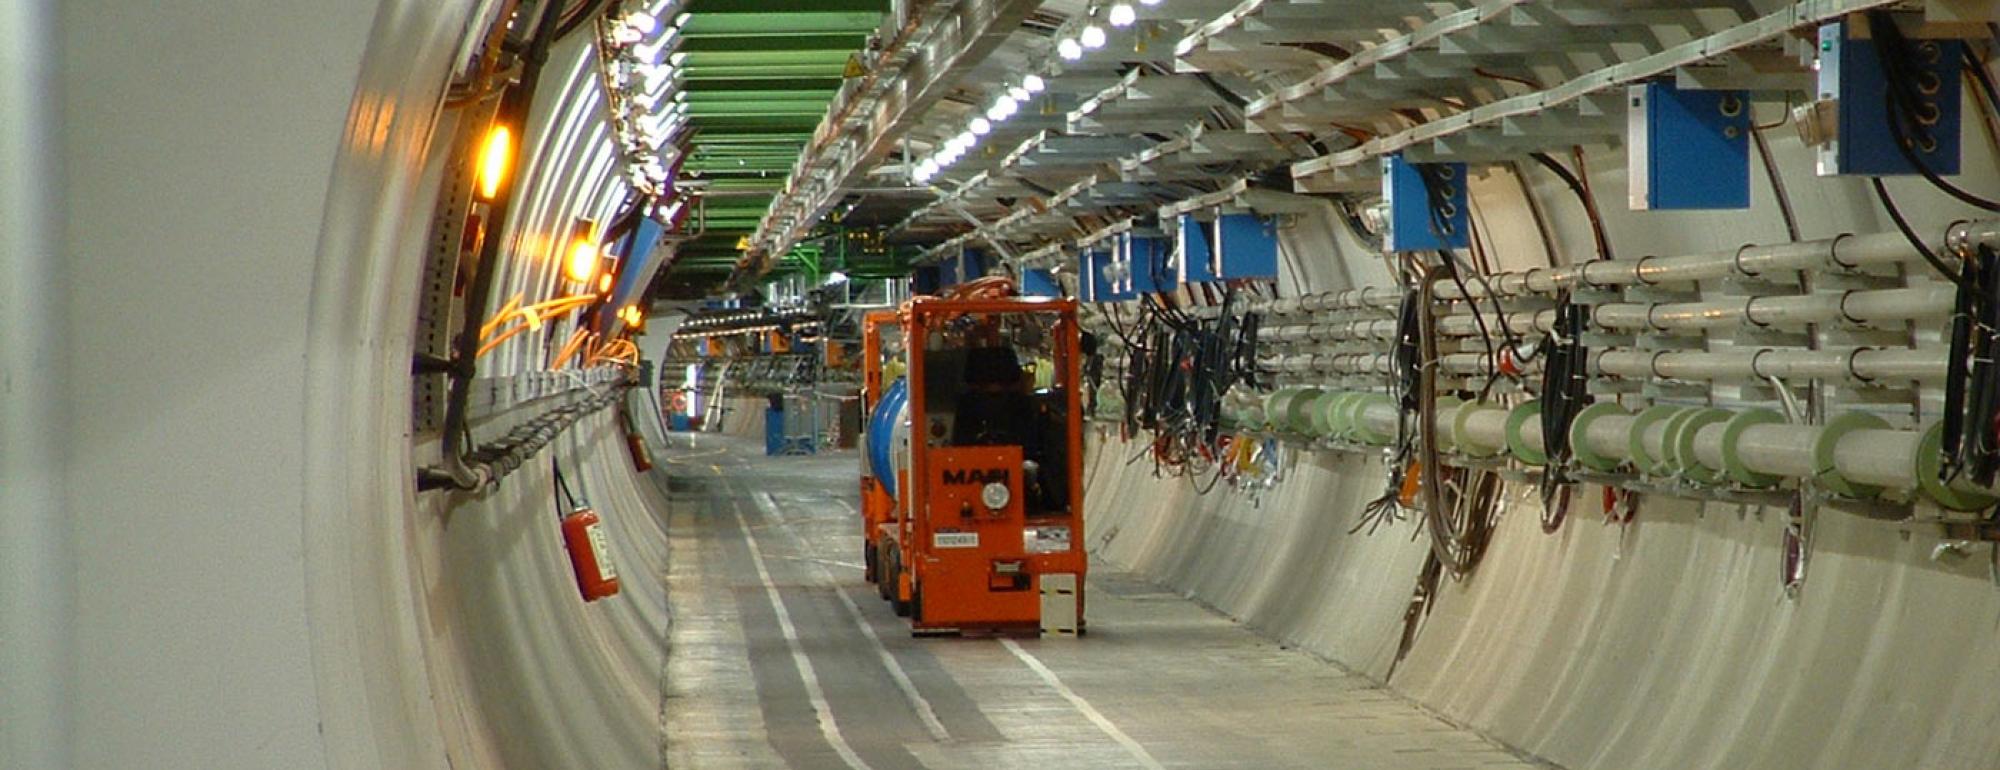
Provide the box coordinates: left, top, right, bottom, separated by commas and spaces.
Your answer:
1081, 25, 1106, 49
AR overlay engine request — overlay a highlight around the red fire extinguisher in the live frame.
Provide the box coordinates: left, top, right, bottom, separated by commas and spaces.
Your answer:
562, 507, 621, 601
627, 431, 654, 471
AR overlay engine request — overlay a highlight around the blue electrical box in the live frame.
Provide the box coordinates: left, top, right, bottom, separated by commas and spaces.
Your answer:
1816, 20, 1962, 176
1381, 154, 1469, 252
764, 406, 785, 456
1216, 214, 1279, 280
1081, 247, 1134, 302
1126, 235, 1177, 294
1020, 268, 1061, 298
912, 265, 942, 295
1627, 81, 1750, 210
938, 249, 987, 287
1175, 214, 1220, 284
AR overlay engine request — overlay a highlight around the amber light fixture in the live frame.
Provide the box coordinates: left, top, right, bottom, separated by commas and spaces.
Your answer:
475, 124, 513, 201
565, 223, 601, 285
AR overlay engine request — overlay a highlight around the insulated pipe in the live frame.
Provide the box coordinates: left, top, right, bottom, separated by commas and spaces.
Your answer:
1298, 390, 1983, 506
1834, 430, 1925, 488
1254, 221, 1999, 314
1261, 283, 1955, 342
1241, 223, 1999, 344
1732, 423, 1822, 479
1592, 347, 1946, 384
1434, 221, 2000, 301
1591, 285, 1954, 331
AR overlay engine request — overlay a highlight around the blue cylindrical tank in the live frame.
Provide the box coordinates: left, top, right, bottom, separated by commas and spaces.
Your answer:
865, 378, 908, 499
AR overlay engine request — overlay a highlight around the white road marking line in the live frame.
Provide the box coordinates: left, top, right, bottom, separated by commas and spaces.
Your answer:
767, 554, 867, 571
755, 492, 952, 743
834, 497, 859, 516
729, 497, 875, 770
1001, 639, 1167, 770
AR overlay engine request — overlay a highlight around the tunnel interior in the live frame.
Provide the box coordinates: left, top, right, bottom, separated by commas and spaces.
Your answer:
5, 2, 2000, 769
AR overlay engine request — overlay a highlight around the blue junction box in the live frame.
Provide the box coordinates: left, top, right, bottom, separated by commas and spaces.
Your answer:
1381, 154, 1469, 252
1628, 81, 1751, 210
1816, 20, 1962, 177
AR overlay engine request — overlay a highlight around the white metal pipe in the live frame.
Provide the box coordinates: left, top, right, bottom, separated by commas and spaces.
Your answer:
1734, 424, 1822, 479
1522, 418, 1544, 453
1435, 221, 2000, 301
1357, 399, 1398, 437
1593, 347, 1945, 383
1693, 423, 1727, 471
1296, 390, 1961, 497
1272, 282, 1951, 352
1641, 418, 1673, 465
1834, 430, 1924, 488
1591, 286, 1953, 331
1583, 414, 1637, 461
1462, 406, 1509, 449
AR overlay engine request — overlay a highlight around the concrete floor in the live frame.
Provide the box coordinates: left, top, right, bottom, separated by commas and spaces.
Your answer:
653, 436, 1547, 770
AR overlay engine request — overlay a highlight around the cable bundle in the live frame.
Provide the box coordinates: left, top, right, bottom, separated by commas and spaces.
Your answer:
1412, 272, 1494, 575
1355, 289, 1423, 534
1867, 12, 2000, 216
1941, 246, 2000, 486
1113, 288, 1266, 482
1537, 293, 1591, 532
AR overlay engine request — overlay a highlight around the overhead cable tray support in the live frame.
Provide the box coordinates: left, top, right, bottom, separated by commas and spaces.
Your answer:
747, 0, 1043, 270
1288, 0, 1900, 191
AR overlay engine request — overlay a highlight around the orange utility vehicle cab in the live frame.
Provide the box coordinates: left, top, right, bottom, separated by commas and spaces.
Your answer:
860, 292, 1086, 636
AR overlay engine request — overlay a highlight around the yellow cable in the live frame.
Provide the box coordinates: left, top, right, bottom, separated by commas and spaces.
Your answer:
480, 293, 524, 339
478, 293, 598, 342
552, 328, 592, 369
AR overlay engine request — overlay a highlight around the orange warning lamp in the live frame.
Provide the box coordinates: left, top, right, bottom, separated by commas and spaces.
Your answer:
475, 124, 513, 201
565, 234, 600, 285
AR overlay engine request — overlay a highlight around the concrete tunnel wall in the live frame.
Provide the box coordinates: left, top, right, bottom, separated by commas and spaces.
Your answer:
1080, 120, 2000, 770
4, 1, 680, 767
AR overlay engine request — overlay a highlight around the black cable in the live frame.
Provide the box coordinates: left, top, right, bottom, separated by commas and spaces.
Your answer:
1528, 152, 1614, 261
1868, 12, 2000, 212
1357, 283, 1425, 528
1440, 256, 1498, 381
1964, 246, 2000, 485
552, 0, 615, 41
1967, 49, 2000, 119
552, 456, 581, 515
429, 0, 586, 492
1752, 128, 1801, 242
1536, 293, 1590, 533
1872, 178, 1964, 283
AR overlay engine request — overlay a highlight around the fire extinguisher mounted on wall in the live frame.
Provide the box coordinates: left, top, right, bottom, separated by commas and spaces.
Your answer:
621, 402, 654, 472
553, 458, 621, 602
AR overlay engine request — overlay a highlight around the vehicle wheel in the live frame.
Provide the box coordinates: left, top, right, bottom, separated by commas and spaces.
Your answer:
877, 543, 896, 602
863, 542, 878, 584
909, 581, 922, 624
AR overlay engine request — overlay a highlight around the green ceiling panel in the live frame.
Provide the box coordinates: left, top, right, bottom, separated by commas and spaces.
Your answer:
653, 0, 889, 296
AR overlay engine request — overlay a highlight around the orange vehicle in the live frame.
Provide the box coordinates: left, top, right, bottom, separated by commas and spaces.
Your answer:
858, 310, 901, 588
862, 293, 1086, 636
